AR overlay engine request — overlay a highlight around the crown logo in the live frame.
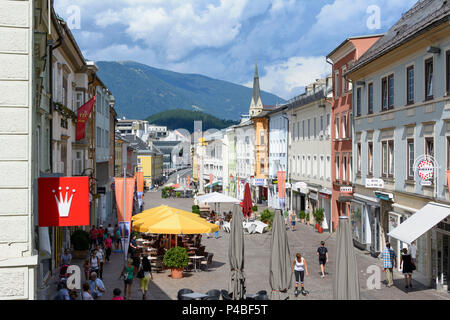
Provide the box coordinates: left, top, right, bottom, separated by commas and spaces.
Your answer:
53, 187, 76, 218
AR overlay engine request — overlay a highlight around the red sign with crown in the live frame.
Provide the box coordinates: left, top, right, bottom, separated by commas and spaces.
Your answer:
38, 177, 90, 227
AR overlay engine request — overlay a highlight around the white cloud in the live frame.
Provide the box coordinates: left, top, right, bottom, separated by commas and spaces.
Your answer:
247, 56, 331, 100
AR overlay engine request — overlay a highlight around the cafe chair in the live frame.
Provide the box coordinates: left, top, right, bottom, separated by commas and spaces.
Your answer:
255, 294, 269, 300
202, 289, 221, 300
200, 253, 214, 271
257, 290, 267, 296
221, 290, 232, 301
177, 288, 194, 300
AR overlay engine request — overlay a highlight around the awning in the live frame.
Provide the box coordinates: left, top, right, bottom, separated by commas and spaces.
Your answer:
388, 202, 450, 245
353, 193, 379, 205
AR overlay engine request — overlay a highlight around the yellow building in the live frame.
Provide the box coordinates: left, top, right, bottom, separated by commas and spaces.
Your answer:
137, 147, 164, 188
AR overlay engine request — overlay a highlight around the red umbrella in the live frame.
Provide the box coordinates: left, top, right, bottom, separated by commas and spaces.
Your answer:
242, 183, 253, 219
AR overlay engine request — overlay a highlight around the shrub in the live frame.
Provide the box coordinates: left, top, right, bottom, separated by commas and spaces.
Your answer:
163, 246, 190, 269
70, 229, 90, 251
299, 211, 306, 220
252, 205, 258, 212
305, 213, 310, 222
313, 208, 324, 225
176, 192, 181, 198
259, 209, 274, 229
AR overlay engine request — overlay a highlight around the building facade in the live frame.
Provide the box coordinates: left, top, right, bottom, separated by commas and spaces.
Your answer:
327, 35, 382, 231
347, 0, 450, 288
288, 78, 333, 230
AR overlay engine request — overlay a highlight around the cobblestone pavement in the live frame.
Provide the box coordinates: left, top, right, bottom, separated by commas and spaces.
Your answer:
49, 190, 450, 300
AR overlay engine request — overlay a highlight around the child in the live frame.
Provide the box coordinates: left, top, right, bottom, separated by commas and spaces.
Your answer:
112, 288, 124, 300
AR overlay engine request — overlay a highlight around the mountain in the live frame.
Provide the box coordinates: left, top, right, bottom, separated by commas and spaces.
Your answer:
146, 109, 238, 132
96, 61, 285, 121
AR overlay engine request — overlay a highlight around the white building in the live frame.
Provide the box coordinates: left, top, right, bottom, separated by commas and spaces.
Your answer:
287, 77, 333, 230
235, 120, 255, 199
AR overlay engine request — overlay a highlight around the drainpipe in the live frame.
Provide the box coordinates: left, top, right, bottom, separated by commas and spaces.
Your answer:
48, 25, 63, 172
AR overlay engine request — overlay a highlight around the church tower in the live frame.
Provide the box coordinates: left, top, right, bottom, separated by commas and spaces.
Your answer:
249, 63, 263, 117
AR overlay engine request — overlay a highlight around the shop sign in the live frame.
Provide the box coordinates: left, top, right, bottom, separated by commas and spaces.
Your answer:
319, 193, 330, 199
340, 186, 353, 194
38, 177, 90, 227
285, 183, 291, 189
309, 191, 318, 201
366, 178, 384, 188
414, 155, 438, 186
294, 182, 308, 190
253, 178, 266, 186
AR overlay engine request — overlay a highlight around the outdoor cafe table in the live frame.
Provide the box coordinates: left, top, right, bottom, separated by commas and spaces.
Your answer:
189, 256, 204, 272
182, 292, 209, 300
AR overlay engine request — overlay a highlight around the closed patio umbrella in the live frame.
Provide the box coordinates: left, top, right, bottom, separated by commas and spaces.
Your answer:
269, 209, 292, 300
333, 216, 360, 300
229, 204, 246, 300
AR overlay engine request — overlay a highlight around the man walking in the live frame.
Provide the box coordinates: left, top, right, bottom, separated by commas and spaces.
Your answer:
317, 241, 328, 278
410, 241, 417, 264
381, 242, 397, 287
89, 225, 98, 250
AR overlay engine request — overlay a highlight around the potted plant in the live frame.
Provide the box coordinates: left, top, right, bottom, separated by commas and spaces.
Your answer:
252, 205, 258, 212
192, 205, 200, 215
163, 246, 190, 279
314, 208, 325, 233
299, 210, 306, 224
176, 191, 181, 198
70, 229, 90, 259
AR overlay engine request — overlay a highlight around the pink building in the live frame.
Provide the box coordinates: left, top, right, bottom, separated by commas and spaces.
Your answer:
327, 35, 382, 231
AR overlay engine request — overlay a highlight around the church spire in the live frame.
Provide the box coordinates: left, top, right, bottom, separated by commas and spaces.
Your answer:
251, 63, 262, 110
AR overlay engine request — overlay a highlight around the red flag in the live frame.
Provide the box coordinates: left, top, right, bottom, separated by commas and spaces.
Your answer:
76, 96, 96, 141
38, 177, 90, 227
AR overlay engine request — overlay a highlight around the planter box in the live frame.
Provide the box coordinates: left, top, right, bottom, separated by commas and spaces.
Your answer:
170, 268, 184, 279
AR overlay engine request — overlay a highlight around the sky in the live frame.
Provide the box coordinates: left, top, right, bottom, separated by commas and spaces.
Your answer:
54, 0, 418, 100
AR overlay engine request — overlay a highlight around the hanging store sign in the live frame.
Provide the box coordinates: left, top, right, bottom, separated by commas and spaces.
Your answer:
340, 186, 353, 194
253, 178, 266, 186
38, 177, 90, 227
414, 155, 438, 187
365, 178, 384, 189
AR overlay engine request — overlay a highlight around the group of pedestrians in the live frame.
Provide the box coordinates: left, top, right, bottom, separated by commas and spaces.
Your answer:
291, 241, 329, 297
381, 241, 417, 289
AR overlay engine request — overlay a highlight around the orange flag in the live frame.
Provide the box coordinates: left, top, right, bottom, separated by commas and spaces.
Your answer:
187, 175, 190, 188
136, 172, 144, 194
114, 177, 135, 222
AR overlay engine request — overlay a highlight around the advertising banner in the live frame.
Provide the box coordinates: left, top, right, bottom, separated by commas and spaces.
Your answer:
38, 177, 89, 227
114, 177, 135, 222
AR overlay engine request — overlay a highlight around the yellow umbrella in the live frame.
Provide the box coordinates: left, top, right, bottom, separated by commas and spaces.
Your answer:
132, 205, 212, 233
138, 213, 219, 234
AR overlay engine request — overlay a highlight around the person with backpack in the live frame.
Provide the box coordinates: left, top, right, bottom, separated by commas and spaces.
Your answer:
317, 241, 329, 278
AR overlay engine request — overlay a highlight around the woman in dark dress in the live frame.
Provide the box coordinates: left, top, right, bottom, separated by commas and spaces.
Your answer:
400, 248, 415, 289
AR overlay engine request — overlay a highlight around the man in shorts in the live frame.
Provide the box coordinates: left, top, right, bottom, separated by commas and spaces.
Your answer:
317, 241, 328, 278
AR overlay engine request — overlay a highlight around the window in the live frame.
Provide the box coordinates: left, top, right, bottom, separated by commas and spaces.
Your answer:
343, 154, 347, 182
297, 121, 300, 140
335, 71, 340, 98
388, 74, 394, 108
313, 155, 318, 177
381, 77, 388, 110
314, 118, 317, 139
349, 113, 352, 138
357, 143, 361, 174
407, 139, 414, 179
326, 156, 331, 180
368, 142, 373, 176
349, 155, 352, 183
320, 155, 324, 179
342, 114, 347, 139
368, 83, 374, 114
260, 131, 265, 146
342, 66, 347, 94
335, 115, 340, 139
302, 120, 305, 140
326, 114, 331, 136
302, 155, 306, 176
307, 155, 311, 176
308, 119, 311, 139
447, 51, 450, 94
382, 140, 394, 177
356, 87, 361, 116
407, 66, 414, 104
425, 137, 434, 158
320, 115, 324, 136
335, 154, 340, 181
425, 58, 433, 100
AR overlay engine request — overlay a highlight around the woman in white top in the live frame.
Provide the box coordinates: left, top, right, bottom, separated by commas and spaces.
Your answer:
81, 282, 94, 300
292, 253, 308, 296
89, 250, 100, 275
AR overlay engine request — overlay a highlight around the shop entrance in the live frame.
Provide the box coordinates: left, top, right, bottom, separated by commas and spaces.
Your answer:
436, 224, 450, 287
